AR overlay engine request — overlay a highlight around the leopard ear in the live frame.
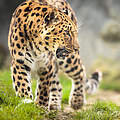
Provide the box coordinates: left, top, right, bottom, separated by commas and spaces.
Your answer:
28, 0, 44, 3
29, 0, 39, 2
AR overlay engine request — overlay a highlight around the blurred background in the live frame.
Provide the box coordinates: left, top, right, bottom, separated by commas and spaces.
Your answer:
0, 0, 120, 91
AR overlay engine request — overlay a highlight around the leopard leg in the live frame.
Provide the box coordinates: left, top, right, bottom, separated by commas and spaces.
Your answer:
35, 54, 62, 110
57, 50, 86, 110
49, 73, 62, 110
35, 68, 50, 108
11, 58, 33, 99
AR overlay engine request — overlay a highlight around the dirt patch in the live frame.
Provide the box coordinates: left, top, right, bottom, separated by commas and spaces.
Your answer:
55, 112, 73, 120
87, 90, 120, 106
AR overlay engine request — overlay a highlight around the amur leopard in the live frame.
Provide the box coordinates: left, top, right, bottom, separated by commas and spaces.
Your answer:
8, 0, 102, 110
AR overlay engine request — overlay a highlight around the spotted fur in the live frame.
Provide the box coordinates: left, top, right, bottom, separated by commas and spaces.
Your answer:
8, 0, 102, 110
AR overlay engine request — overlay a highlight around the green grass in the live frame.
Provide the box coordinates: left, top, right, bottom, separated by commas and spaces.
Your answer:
59, 72, 71, 103
74, 101, 120, 120
0, 70, 120, 120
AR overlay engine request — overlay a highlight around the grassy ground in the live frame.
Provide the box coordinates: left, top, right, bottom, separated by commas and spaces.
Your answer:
0, 70, 120, 120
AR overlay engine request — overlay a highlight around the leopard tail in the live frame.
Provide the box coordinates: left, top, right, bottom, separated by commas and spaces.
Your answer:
85, 70, 102, 94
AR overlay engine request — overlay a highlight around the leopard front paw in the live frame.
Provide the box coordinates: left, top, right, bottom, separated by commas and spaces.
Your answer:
49, 104, 61, 110
69, 92, 86, 110
70, 100, 84, 110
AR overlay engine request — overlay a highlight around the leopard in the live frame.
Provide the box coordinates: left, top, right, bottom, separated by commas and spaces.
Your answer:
8, 0, 102, 110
